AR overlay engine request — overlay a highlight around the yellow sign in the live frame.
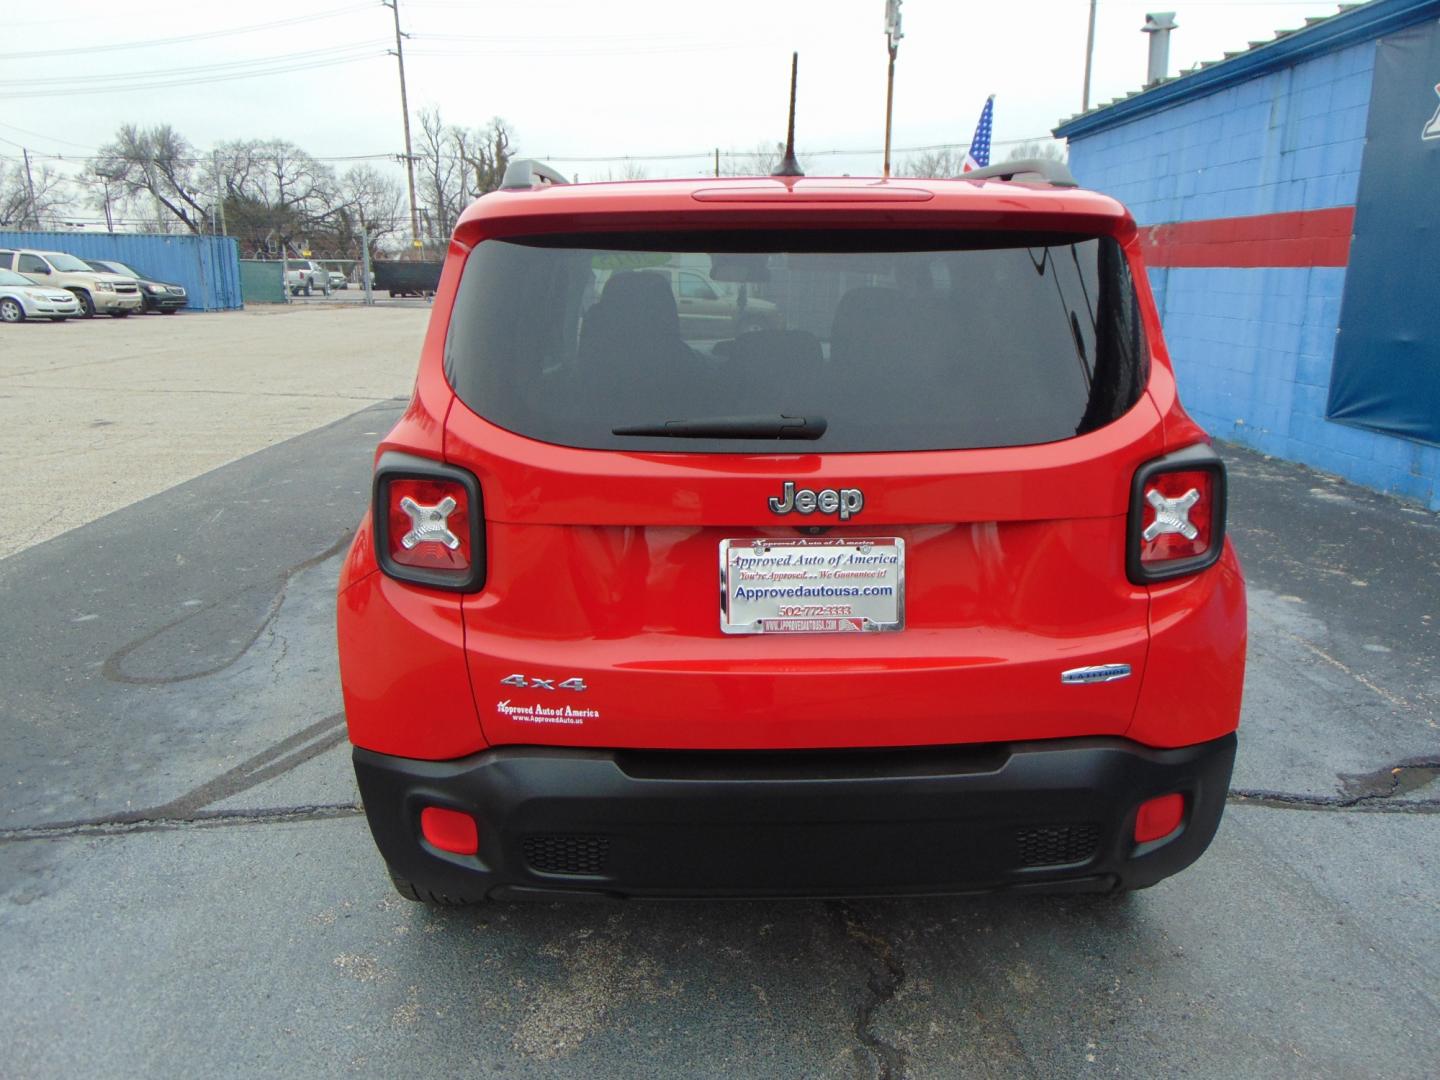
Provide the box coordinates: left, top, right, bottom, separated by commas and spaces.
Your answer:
300, 249, 312, 257
412, 240, 424, 249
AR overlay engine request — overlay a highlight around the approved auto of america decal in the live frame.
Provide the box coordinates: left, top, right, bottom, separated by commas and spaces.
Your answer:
496, 700, 601, 725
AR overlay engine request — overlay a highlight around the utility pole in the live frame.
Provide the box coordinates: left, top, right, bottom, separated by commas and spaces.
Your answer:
21, 147, 38, 227
102, 178, 114, 232
213, 150, 227, 237
384, 0, 422, 253
714, 147, 720, 177
1083, 0, 1098, 111
883, 0, 903, 179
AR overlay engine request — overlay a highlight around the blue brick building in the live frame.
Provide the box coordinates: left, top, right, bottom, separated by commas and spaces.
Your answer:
1055, 0, 1440, 509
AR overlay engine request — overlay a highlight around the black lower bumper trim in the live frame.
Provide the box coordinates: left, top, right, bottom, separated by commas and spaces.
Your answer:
353, 733, 1236, 900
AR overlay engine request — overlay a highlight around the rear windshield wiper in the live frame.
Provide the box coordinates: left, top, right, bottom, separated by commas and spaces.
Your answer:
613, 414, 827, 440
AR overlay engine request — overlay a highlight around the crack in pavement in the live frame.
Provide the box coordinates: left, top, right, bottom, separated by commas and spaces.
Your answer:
1, 381, 410, 403
1229, 759, 1440, 813
829, 901, 908, 1080
1229, 791, 1440, 814
0, 803, 362, 842
0, 713, 352, 844
101, 534, 350, 685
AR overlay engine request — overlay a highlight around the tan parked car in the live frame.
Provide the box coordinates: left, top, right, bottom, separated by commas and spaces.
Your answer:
0, 249, 143, 317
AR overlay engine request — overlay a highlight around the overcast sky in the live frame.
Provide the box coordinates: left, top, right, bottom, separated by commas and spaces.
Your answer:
4, 0, 1355, 184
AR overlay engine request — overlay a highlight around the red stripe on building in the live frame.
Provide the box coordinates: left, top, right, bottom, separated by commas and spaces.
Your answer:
1139, 206, 1355, 268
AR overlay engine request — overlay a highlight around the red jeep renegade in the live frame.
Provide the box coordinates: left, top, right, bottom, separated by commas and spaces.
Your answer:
336, 159, 1245, 903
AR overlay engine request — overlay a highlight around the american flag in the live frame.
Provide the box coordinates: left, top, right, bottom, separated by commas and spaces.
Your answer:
962, 95, 995, 172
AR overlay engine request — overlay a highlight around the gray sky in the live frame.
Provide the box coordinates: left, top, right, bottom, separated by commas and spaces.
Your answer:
3, 0, 1354, 184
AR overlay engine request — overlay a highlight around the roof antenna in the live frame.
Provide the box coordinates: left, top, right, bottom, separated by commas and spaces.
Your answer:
772, 52, 805, 178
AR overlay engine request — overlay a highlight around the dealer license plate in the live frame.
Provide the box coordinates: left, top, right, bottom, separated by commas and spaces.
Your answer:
719, 537, 905, 635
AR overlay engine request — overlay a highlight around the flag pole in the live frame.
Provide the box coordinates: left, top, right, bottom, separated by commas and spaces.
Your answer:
883, 44, 897, 178
883, 1, 903, 178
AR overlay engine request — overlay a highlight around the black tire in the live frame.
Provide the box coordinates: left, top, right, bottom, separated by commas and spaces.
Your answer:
73, 290, 95, 318
161, 309, 177, 315
0, 297, 23, 323
387, 866, 483, 906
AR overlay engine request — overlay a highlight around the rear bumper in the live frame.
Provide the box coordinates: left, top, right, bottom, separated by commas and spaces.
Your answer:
354, 733, 1236, 900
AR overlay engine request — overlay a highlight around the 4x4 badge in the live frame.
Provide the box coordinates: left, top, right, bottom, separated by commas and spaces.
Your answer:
768, 481, 864, 521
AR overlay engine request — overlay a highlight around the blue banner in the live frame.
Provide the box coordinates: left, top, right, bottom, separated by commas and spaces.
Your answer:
1328, 18, 1440, 445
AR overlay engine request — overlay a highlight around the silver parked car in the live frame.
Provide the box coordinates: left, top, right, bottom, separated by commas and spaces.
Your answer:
0, 268, 82, 323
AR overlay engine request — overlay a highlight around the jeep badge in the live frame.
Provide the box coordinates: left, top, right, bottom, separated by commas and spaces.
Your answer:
768, 482, 864, 521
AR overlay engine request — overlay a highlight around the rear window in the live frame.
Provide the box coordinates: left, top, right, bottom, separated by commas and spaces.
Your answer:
444, 229, 1148, 453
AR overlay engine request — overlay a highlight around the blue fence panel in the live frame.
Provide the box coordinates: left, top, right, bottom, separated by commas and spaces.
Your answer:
0, 230, 242, 311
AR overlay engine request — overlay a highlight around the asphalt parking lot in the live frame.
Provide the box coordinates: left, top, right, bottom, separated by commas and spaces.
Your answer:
1, 308, 1437, 1078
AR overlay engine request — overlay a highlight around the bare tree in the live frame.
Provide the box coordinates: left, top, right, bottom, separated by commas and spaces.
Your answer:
605, 159, 649, 181
89, 124, 209, 233
0, 161, 71, 227
414, 107, 516, 242
999, 139, 1068, 164
339, 164, 404, 241
900, 147, 964, 178
208, 139, 341, 256
416, 106, 464, 242
721, 141, 807, 177
453, 118, 514, 201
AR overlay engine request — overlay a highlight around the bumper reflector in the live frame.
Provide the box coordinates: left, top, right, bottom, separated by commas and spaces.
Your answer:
1134, 793, 1185, 843
420, 806, 479, 855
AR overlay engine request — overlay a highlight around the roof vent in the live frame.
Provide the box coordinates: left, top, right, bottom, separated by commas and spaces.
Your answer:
1143, 12, 1178, 87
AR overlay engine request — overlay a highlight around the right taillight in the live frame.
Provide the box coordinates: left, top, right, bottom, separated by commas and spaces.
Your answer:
373, 452, 486, 592
1128, 445, 1227, 584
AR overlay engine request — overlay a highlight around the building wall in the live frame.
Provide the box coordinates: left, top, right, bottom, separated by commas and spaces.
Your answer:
1067, 40, 1440, 510
0, 230, 241, 312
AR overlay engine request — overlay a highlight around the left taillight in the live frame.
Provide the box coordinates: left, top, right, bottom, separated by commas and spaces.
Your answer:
1127, 444, 1227, 585
373, 451, 485, 592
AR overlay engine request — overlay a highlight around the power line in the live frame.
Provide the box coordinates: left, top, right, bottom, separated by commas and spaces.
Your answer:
408, 42, 753, 58
0, 121, 99, 153
0, 50, 389, 99
0, 3, 373, 61
0, 42, 387, 89
531, 136, 1056, 165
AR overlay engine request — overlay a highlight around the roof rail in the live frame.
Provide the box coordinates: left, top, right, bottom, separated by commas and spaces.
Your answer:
961, 158, 1078, 187
499, 159, 571, 191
